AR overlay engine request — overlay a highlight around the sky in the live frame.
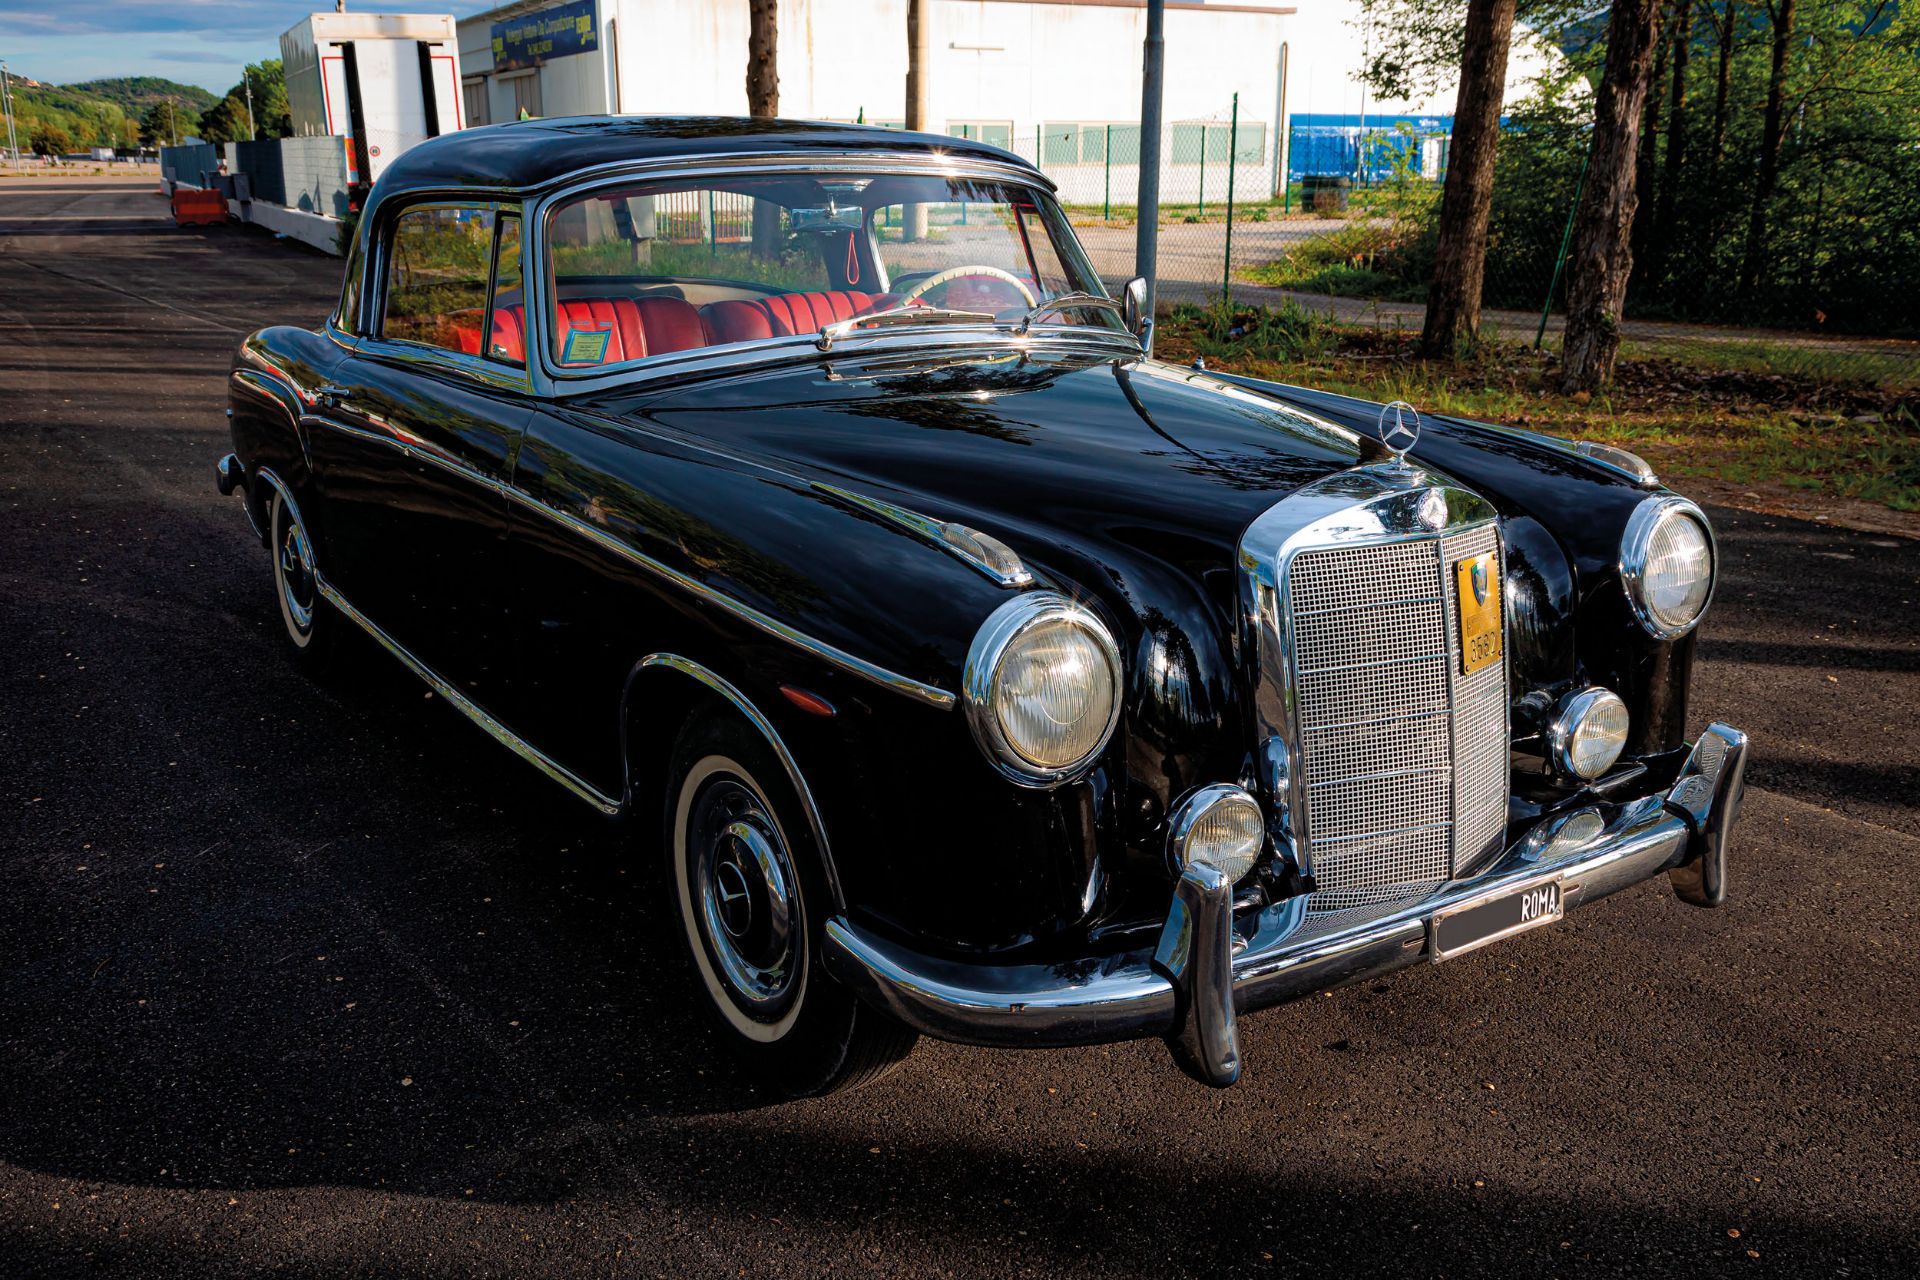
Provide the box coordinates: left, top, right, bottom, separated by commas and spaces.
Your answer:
0, 1, 501, 94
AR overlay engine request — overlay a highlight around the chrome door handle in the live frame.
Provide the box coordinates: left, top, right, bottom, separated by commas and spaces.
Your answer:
315, 384, 354, 405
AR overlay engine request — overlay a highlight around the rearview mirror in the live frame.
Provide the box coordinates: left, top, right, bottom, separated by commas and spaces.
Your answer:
1122, 277, 1153, 357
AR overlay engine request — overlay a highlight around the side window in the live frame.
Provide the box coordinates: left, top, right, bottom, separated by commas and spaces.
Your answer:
486, 214, 525, 366
382, 206, 494, 355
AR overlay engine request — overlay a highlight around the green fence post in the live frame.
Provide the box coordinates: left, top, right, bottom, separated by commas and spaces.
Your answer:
1223, 94, 1238, 309
707, 189, 716, 252
1104, 124, 1112, 221
1535, 148, 1592, 348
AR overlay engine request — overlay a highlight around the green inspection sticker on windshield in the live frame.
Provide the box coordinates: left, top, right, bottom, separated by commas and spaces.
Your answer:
562, 326, 612, 365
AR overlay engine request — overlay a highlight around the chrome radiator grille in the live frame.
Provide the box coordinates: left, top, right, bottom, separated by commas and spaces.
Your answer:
1288, 524, 1508, 910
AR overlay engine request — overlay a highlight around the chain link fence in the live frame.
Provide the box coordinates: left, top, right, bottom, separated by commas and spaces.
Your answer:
992, 106, 1915, 390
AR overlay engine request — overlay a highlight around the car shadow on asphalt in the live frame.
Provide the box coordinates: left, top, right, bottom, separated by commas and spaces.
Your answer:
0, 616, 803, 1202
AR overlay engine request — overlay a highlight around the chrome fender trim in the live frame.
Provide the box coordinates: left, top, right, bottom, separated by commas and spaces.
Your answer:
628, 654, 845, 911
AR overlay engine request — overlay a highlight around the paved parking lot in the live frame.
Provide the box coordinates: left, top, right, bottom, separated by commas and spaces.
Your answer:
2, 177, 1916, 1278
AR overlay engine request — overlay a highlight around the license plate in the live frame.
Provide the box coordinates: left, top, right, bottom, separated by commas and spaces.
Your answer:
1430, 878, 1563, 962
1454, 553, 1503, 675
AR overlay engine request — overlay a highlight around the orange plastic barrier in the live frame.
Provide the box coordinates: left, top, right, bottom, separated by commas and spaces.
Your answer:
171, 187, 228, 227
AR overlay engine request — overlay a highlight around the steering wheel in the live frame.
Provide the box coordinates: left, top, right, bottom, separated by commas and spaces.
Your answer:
898, 264, 1038, 310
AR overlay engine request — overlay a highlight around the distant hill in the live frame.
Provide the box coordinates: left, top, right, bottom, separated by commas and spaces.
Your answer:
5, 76, 214, 151
68, 77, 219, 116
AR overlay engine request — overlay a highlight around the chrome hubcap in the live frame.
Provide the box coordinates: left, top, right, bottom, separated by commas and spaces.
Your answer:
276, 507, 316, 634
690, 778, 800, 1016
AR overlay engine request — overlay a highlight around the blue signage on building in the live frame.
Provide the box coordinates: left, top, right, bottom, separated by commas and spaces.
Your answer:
492, 0, 599, 73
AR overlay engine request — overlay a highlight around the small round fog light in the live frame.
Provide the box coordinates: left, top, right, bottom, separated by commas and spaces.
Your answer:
1168, 784, 1265, 883
1549, 687, 1630, 781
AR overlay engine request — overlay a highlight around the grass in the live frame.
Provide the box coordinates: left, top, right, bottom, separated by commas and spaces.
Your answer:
1156, 302, 1920, 514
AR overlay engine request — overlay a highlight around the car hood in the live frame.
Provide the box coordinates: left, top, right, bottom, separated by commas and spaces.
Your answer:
597, 350, 1365, 606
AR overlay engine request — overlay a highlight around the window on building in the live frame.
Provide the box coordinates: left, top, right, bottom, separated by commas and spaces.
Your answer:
463, 77, 489, 128
1108, 124, 1142, 165
1171, 121, 1268, 165
948, 121, 1012, 151
1042, 123, 1079, 166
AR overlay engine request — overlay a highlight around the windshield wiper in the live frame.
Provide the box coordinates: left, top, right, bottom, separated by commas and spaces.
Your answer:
1007, 293, 1124, 335
816, 305, 997, 352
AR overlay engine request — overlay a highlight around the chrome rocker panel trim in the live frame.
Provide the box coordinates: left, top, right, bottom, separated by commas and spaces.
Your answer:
825, 723, 1749, 1087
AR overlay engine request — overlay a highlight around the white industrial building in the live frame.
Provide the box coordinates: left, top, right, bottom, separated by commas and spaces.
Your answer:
457, 0, 1299, 202
453, 1, 1568, 200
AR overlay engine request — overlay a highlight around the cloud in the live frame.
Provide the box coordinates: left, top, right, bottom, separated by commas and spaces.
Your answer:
151, 49, 249, 65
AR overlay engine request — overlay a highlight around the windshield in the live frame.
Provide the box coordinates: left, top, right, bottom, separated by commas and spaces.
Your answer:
539, 171, 1121, 371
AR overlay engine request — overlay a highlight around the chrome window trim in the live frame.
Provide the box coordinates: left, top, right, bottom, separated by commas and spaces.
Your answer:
362, 195, 532, 391
521, 152, 1131, 390
297, 412, 954, 710
354, 334, 536, 395
1619, 493, 1717, 640
1236, 465, 1504, 879
535, 327, 1139, 398
962, 591, 1123, 789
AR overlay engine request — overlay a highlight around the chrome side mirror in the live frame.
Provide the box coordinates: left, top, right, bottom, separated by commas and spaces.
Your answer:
1122, 276, 1154, 358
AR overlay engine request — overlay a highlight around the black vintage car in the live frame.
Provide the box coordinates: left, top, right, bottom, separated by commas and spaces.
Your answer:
218, 117, 1747, 1094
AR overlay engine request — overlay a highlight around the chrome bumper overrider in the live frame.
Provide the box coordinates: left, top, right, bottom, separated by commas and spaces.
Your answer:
825, 723, 1748, 1088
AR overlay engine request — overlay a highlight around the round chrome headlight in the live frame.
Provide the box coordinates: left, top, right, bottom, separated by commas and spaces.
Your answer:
1168, 784, 1266, 883
964, 593, 1122, 786
1621, 496, 1715, 638
1549, 687, 1630, 781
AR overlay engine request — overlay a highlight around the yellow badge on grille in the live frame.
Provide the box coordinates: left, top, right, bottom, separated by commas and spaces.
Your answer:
1454, 553, 1503, 675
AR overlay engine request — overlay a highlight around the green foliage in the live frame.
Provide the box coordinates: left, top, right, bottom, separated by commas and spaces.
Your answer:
1240, 126, 1438, 300
138, 100, 199, 147
29, 122, 74, 156
68, 77, 217, 116
1165, 299, 1341, 364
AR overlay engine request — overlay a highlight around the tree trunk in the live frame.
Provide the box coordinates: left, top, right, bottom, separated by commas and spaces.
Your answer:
903, 0, 929, 241
1630, 21, 1667, 275
1739, 0, 1798, 295
1649, 0, 1691, 285
747, 0, 781, 258
1558, 0, 1663, 393
1705, 0, 1736, 192
1417, 0, 1518, 359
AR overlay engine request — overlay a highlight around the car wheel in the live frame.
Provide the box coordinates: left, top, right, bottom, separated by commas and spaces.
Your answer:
666, 710, 916, 1097
269, 486, 339, 672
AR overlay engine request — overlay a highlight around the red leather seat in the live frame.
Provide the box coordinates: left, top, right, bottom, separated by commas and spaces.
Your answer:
552, 296, 707, 365
433, 291, 898, 365
699, 290, 896, 344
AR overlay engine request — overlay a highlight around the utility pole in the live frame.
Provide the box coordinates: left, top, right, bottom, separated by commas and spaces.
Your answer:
244, 70, 257, 141
1, 61, 18, 163
1135, 0, 1165, 317
904, 0, 929, 241
167, 98, 178, 147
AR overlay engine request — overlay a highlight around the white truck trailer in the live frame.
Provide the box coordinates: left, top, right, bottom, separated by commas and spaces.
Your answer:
281, 11, 464, 187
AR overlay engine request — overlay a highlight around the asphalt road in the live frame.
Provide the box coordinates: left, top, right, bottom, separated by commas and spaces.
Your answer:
2, 177, 1916, 1279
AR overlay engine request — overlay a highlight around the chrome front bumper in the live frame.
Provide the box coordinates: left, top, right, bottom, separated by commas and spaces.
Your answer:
825, 723, 1749, 1087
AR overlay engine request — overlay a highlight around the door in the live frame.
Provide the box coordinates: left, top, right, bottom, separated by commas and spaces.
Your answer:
309, 201, 533, 701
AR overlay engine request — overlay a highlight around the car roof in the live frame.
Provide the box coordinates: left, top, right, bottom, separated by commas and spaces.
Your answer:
375, 115, 1039, 194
